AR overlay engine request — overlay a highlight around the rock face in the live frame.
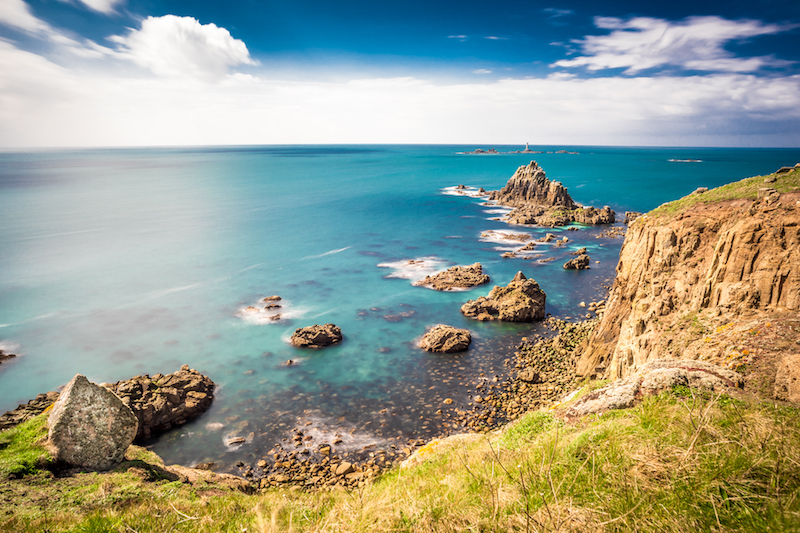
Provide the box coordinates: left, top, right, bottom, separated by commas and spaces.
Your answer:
565, 359, 743, 418
107, 365, 215, 442
563, 254, 590, 270
461, 272, 546, 322
0, 391, 60, 431
419, 325, 472, 353
414, 263, 490, 291
576, 177, 800, 383
291, 324, 343, 348
489, 161, 576, 208
488, 161, 614, 227
47, 374, 138, 470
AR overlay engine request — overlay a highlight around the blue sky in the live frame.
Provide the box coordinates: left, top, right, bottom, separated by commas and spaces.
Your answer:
1, 0, 799, 147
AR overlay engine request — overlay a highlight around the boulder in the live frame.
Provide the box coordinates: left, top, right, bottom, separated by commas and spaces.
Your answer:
419, 325, 472, 353
563, 254, 590, 270
461, 272, 546, 322
47, 374, 138, 470
291, 324, 343, 348
414, 263, 490, 291
107, 365, 215, 442
564, 360, 743, 418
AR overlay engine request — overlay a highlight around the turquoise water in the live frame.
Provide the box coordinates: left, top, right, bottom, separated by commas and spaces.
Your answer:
1, 144, 798, 470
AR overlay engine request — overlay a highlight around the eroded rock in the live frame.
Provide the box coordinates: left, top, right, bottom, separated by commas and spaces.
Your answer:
563, 254, 590, 270
291, 324, 343, 348
419, 325, 472, 353
461, 272, 546, 322
108, 365, 215, 442
414, 263, 490, 291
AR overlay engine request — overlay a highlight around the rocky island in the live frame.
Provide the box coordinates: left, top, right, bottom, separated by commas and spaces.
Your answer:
489, 161, 615, 227
461, 271, 546, 322
413, 262, 490, 291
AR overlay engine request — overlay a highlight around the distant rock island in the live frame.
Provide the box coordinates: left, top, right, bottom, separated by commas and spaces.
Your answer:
488, 161, 614, 227
459, 143, 578, 155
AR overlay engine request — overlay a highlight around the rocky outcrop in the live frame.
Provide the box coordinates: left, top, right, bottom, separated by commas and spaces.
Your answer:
461, 272, 546, 322
563, 254, 590, 270
0, 349, 16, 365
107, 365, 215, 442
414, 263, 490, 291
419, 325, 472, 353
0, 391, 60, 432
489, 162, 614, 227
489, 161, 576, 209
576, 170, 800, 385
47, 374, 138, 470
291, 324, 343, 348
565, 359, 743, 418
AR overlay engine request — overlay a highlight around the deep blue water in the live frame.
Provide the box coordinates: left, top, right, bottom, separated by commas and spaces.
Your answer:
1, 144, 798, 470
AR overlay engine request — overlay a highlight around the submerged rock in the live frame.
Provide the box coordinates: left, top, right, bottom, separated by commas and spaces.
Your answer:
0, 349, 16, 365
47, 374, 138, 470
419, 325, 472, 353
461, 272, 546, 322
291, 324, 343, 348
563, 254, 590, 270
108, 365, 215, 442
414, 263, 490, 291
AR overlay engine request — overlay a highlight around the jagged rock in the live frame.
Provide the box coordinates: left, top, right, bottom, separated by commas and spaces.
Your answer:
563, 254, 590, 270
0, 349, 16, 365
47, 374, 138, 470
414, 263, 490, 291
419, 325, 472, 353
624, 211, 643, 224
0, 391, 60, 432
291, 324, 343, 348
571, 247, 587, 256
489, 161, 576, 208
565, 360, 743, 418
263, 295, 282, 302
461, 272, 546, 322
107, 365, 215, 442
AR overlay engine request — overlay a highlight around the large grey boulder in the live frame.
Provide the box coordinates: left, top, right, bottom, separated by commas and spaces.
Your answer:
290, 324, 343, 348
47, 374, 138, 470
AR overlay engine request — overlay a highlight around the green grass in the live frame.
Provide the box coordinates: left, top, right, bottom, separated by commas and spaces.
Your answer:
647, 167, 800, 219
3, 392, 800, 532
0, 413, 51, 479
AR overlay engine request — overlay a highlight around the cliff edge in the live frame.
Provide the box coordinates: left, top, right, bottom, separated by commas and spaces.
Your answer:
577, 165, 800, 401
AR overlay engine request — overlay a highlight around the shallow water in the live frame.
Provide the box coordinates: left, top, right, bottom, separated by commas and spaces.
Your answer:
1, 144, 798, 470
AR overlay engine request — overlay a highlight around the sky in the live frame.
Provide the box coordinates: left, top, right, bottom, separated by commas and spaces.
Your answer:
0, 0, 799, 147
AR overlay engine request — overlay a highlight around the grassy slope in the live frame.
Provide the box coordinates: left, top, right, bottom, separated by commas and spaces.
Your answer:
3, 390, 800, 532
647, 166, 800, 219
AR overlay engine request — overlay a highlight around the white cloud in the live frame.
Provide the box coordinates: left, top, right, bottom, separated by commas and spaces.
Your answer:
110, 15, 255, 82
0, 0, 54, 34
484, 36, 506, 40
473, 69, 492, 74
73, 0, 123, 14
553, 16, 797, 73
1, 36, 799, 148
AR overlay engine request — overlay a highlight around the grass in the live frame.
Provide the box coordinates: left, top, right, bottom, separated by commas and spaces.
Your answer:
3, 390, 800, 532
0, 413, 51, 479
646, 166, 800, 220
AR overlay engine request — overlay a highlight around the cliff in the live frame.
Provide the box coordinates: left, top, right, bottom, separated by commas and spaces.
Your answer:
489, 161, 614, 226
577, 165, 800, 400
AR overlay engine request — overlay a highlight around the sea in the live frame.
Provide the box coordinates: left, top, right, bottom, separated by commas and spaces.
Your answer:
1, 144, 798, 471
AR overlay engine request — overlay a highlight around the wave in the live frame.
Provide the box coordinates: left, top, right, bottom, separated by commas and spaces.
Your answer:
667, 159, 703, 163
302, 246, 352, 260
236, 298, 308, 325
376, 256, 450, 282
440, 185, 490, 199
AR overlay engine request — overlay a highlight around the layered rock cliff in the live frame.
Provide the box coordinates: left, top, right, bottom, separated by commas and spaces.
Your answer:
577, 167, 800, 401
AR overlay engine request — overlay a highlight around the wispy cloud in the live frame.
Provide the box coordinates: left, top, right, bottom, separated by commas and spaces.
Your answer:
544, 8, 573, 18
109, 15, 256, 82
57, 0, 124, 15
448, 34, 467, 42
484, 36, 506, 40
472, 69, 492, 74
553, 16, 797, 74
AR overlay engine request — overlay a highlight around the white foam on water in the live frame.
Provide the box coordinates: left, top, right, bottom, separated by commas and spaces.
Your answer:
287, 412, 392, 453
205, 422, 225, 431
236, 298, 308, 325
376, 256, 450, 282
479, 229, 532, 245
302, 246, 352, 260
483, 208, 513, 215
0, 340, 20, 353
